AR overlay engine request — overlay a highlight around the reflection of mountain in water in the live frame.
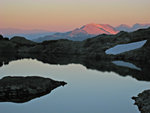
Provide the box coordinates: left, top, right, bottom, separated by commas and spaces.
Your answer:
0, 54, 150, 82
0, 76, 66, 103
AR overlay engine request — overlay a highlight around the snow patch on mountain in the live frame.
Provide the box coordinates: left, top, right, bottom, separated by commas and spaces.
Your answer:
105, 40, 147, 55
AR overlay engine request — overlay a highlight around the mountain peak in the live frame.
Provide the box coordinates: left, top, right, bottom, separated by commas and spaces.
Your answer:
78, 23, 118, 35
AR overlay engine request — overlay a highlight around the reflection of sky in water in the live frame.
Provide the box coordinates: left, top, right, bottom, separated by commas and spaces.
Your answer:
0, 59, 150, 113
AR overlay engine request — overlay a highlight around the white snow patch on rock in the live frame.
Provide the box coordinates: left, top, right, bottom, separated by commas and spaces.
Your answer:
112, 60, 141, 71
105, 40, 147, 55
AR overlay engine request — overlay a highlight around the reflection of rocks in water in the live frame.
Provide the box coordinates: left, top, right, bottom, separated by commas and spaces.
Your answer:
0, 76, 66, 103
84, 59, 150, 81
0, 54, 150, 81
132, 90, 150, 113
112, 60, 141, 71
27, 54, 150, 82
32, 54, 150, 81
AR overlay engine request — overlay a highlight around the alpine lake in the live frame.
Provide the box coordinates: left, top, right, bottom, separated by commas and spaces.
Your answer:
0, 54, 150, 113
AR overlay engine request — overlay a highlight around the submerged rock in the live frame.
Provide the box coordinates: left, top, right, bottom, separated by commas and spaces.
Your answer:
0, 76, 66, 103
132, 90, 150, 113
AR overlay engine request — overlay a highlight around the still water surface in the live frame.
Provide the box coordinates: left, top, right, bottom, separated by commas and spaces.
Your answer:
0, 59, 149, 113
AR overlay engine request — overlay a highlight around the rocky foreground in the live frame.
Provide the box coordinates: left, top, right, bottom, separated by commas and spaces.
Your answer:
132, 90, 150, 113
0, 76, 66, 103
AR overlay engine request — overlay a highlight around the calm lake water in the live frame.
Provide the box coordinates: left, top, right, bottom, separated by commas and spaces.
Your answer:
0, 59, 149, 113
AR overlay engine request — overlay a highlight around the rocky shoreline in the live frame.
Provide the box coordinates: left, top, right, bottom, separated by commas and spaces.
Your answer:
132, 90, 150, 113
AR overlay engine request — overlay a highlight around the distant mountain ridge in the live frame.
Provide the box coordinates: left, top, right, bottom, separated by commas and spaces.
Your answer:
34, 23, 150, 42
1, 23, 150, 42
34, 23, 118, 42
116, 23, 150, 32
0, 28, 55, 40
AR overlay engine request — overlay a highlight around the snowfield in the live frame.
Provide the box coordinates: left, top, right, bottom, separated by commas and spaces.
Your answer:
105, 40, 147, 55
112, 61, 141, 71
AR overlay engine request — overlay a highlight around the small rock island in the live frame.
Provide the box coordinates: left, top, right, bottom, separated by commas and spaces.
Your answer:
0, 76, 66, 103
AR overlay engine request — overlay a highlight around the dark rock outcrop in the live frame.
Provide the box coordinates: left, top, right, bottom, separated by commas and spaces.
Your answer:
10, 36, 36, 46
0, 36, 17, 54
0, 76, 66, 103
0, 34, 3, 39
132, 90, 150, 113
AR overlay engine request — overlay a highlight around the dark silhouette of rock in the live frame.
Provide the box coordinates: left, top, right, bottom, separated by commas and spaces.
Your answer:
10, 36, 36, 46
0, 34, 3, 39
0, 76, 66, 103
132, 90, 150, 113
0, 37, 17, 54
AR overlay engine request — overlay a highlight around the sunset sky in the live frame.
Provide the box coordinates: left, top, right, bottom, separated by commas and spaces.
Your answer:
0, 0, 150, 31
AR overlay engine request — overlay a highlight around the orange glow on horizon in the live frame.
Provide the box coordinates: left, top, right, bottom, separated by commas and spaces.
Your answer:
0, 0, 150, 31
